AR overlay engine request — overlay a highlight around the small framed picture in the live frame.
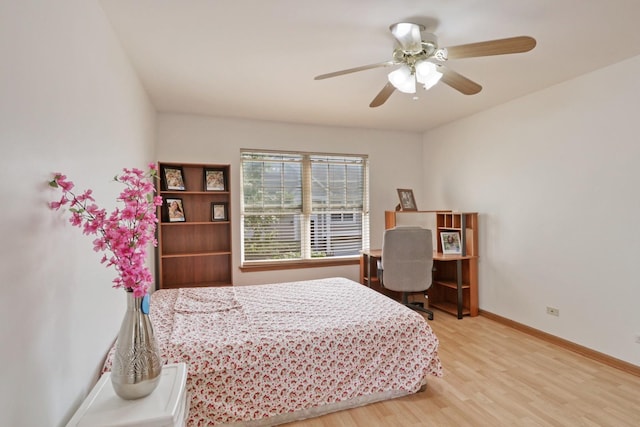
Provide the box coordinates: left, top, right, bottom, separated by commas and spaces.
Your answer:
165, 198, 186, 222
211, 203, 228, 221
204, 168, 227, 191
441, 231, 462, 255
397, 188, 417, 211
161, 166, 186, 191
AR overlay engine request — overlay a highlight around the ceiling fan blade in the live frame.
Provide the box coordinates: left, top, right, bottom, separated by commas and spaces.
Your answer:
369, 82, 396, 108
314, 61, 394, 80
445, 36, 536, 59
389, 22, 425, 54
439, 67, 482, 95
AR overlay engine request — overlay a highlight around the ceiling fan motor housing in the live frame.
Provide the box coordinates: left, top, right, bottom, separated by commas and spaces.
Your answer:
392, 30, 441, 68
420, 32, 439, 56
389, 22, 425, 54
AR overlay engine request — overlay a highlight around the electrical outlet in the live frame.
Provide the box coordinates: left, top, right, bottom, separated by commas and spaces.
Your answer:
546, 306, 559, 316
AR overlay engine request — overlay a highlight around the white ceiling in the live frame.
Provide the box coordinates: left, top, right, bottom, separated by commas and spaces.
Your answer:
99, 0, 640, 133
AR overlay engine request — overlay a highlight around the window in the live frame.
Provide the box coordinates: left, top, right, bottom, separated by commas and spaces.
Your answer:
241, 150, 369, 265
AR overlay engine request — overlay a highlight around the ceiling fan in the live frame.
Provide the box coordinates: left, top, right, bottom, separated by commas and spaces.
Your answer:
314, 23, 536, 107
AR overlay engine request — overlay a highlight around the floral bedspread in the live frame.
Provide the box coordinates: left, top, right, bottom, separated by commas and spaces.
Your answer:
106, 277, 442, 426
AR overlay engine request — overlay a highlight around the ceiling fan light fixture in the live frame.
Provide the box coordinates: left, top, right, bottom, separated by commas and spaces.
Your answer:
315, 23, 537, 108
415, 61, 443, 90
388, 65, 416, 93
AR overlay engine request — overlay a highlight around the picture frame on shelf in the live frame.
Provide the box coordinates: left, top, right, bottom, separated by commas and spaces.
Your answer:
161, 166, 185, 191
165, 198, 186, 222
397, 188, 417, 211
204, 168, 227, 191
211, 202, 228, 221
440, 231, 462, 255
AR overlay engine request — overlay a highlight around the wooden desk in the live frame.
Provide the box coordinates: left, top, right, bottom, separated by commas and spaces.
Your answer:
360, 249, 402, 301
360, 249, 478, 319
360, 249, 382, 288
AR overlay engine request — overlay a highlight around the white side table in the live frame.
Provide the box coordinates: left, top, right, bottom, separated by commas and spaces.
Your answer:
66, 363, 189, 427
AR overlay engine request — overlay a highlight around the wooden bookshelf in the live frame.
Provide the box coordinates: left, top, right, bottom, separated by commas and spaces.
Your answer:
156, 162, 232, 289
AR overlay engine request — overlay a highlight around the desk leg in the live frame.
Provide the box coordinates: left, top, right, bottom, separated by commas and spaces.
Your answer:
360, 253, 373, 287
456, 259, 463, 319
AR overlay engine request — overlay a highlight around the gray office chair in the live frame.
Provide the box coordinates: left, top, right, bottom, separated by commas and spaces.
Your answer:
377, 226, 434, 320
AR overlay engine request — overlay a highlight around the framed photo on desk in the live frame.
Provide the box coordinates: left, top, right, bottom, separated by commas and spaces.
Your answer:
440, 231, 462, 254
397, 188, 417, 211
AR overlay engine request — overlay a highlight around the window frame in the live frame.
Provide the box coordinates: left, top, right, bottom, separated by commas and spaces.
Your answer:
240, 149, 369, 270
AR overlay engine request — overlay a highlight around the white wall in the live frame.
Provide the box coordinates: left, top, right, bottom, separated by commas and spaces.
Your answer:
4, 3, 637, 425
422, 55, 640, 366
157, 114, 424, 285
0, 1, 156, 426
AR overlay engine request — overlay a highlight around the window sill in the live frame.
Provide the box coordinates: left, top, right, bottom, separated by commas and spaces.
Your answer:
239, 257, 359, 272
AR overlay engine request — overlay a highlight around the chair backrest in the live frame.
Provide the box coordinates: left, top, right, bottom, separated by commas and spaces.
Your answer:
381, 226, 433, 292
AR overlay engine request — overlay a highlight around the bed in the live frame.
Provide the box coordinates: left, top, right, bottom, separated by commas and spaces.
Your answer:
104, 277, 442, 426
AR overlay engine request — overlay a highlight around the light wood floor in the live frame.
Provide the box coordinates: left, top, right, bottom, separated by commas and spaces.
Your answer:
282, 311, 640, 426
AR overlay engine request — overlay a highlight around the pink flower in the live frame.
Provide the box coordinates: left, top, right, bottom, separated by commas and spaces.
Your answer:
52, 173, 75, 192
48, 165, 162, 296
70, 212, 83, 227
76, 189, 94, 203
93, 238, 107, 252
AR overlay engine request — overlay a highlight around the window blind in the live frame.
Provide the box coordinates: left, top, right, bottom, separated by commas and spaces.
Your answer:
241, 150, 369, 264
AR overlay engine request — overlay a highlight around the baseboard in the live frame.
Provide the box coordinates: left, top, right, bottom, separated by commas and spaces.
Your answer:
479, 309, 640, 377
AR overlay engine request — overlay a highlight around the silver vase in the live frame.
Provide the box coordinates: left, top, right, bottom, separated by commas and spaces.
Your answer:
111, 290, 162, 400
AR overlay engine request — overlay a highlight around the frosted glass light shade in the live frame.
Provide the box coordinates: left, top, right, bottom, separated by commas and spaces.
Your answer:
415, 61, 443, 90
388, 66, 416, 93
